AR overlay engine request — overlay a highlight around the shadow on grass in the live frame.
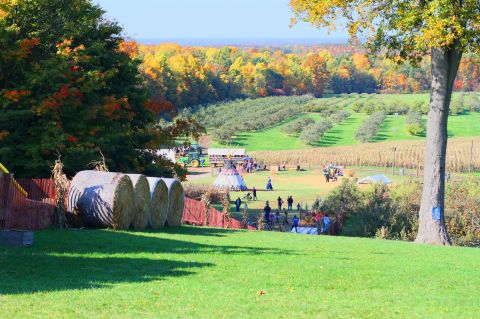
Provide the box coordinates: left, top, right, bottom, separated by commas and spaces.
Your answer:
0, 254, 212, 295
317, 134, 341, 147
186, 171, 210, 176
370, 117, 393, 142
316, 116, 358, 147
0, 228, 296, 295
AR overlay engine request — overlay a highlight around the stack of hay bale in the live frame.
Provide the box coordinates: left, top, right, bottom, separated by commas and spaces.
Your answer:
67, 170, 184, 230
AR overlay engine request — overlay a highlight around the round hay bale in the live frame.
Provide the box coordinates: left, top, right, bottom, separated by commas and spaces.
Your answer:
68, 171, 133, 229
146, 177, 168, 229
161, 178, 184, 227
127, 174, 150, 230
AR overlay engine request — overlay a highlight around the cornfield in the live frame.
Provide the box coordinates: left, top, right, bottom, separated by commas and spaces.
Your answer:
250, 137, 480, 173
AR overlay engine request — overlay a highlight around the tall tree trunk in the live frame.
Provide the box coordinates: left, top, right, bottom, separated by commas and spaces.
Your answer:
415, 45, 462, 245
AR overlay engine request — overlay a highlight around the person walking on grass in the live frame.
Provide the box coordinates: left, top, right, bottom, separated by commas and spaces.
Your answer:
287, 196, 294, 211
323, 213, 331, 234
282, 208, 290, 229
291, 215, 300, 233
277, 196, 284, 210
263, 201, 271, 224
323, 167, 330, 183
315, 211, 322, 235
266, 177, 273, 190
252, 186, 257, 201
235, 197, 242, 212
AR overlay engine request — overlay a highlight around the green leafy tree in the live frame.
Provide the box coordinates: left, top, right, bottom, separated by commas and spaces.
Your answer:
291, 0, 480, 245
405, 110, 426, 136
0, 0, 190, 178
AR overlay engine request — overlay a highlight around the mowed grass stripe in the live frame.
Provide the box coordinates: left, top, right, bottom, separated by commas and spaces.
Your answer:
1, 228, 479, 318
318, 112, 367, 147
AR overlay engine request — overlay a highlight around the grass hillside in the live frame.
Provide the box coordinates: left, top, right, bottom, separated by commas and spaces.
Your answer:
207, 93, 480, 152
1, 228, 479, 318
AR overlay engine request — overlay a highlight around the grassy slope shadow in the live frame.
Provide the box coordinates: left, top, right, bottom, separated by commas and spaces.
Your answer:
0, 227, 292, 295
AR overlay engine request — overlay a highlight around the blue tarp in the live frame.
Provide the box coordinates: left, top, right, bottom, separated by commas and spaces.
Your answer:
290, 227, 318, 235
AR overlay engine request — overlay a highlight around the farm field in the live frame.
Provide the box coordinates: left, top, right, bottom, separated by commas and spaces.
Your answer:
186, 167, 416, 219
1, 228, 479, 318
208, 93, 480, 152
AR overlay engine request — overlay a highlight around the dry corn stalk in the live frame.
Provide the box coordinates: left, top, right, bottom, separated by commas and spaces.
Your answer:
52, 159, 70, 228
250, 137, 480, 173
201, 188, 213, 226
242, 205, 248, 229
221, 190, 230, 228
90, 150, 109, 172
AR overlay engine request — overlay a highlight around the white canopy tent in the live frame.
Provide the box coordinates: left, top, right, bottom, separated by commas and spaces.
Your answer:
207, 148, 245, 156
357, 174, 392, 185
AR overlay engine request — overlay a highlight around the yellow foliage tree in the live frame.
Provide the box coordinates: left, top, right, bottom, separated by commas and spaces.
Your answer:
290, 0, 480, 245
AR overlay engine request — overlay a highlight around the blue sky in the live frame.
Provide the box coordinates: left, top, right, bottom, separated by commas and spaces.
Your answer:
95, 0, 348, 45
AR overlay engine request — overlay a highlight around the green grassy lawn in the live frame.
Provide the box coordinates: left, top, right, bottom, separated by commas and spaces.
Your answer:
210, 93, 480, 152
211, 118, 310, 151
318, 112, 367, 146
377, 93, 430, 103
1, 228, 479, 318
373, 115, 425, 142
448, 112, 480, 137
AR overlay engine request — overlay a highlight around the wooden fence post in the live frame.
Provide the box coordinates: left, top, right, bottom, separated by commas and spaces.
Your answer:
0, 173, 5, 229
1, 174, 13, 229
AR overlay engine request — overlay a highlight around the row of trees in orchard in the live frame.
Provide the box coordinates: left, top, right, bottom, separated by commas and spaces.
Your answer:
0, 0, 200, 178
138, 43, 479, 109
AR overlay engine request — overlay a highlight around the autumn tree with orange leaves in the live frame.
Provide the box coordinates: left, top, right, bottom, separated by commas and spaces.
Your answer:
0, 0, 197, 178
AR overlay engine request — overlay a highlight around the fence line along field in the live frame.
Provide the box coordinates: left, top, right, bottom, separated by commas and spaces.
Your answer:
250, 136, 480, 173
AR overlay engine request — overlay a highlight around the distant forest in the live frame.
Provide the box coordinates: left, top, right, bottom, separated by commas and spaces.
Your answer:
129, 43, 480, 110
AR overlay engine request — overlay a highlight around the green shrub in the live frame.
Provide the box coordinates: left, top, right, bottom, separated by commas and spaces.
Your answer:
299, 119, 333, 145
411, 101, 429, 114
305, 101, 339, 115
331, 110, 351, 124
405, 110, 425, 136
319, 178, 480, 246
469, 94, 480, 112
211, 128, 233, 143
445, 178, 480, 246
355, 111, 386, 143
283, 117, 315, 135
450, 93, 465, 115
351, 102, 364, 113
320, 179, 363, 215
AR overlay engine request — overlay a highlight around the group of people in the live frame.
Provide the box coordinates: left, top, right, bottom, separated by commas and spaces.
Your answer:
276, 196, 297, 211
262, 201, 297, 231
260, 199, 331, 234
261, 196, 304, 231
238, 158, 263, 174
174, 146, 197, 156
322, 163, 343, 183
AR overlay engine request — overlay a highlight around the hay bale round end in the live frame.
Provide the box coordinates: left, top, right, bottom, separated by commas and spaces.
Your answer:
161, 178, 184, 227
147, 177, 168, 229
68, 171, 133, 229
127, 174, 150, 229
